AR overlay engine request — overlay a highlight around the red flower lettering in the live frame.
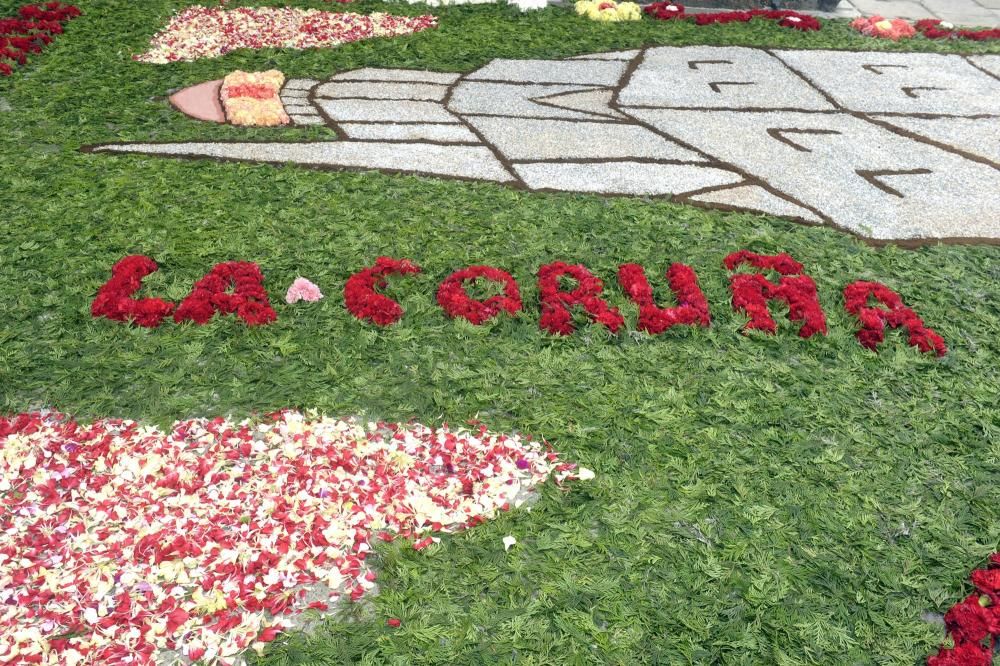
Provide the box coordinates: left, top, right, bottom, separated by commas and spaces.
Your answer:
617, 263, 710, 334
343, 257, 421, 326
174, 261, 277, 326
91, 255, 175, 328
537, 262, 624, 336
842, 281, 946, 356
724, 250, 827, 338
436, 265, 522, 325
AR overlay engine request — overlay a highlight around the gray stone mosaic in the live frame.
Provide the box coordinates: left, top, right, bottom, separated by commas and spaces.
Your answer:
688, 184, 821, 223
873, 116, 1000, 166
775, 50, 1000, 116
467, 59, 627, 87
618, 46, 833, 111
968, 55, 1000, 79
314, 82, 450, 102
568, 50, 640, 61
283, 79, 319, 91
513, 161, 742, 196
532, 88, 625, 119
448, 82, 607, 120
330, 68, 461, 85
465, 116, 704, 162
316, 99, 460, 124
98, 46, 1000, 243
630, 108, 1000, 240
339, 123, 479, 143
92, 142, 515, 182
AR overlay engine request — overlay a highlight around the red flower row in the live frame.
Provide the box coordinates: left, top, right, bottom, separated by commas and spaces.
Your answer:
643, 2, 821, 31
915, 18, 1000, 42
174, 261, 277, 327
0, 2, 79, 76
929, 553, 1000, 666
92, 253, 946, 356
91, 255, 276, 328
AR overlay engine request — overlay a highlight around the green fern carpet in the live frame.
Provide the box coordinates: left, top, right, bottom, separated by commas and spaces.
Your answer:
1, 1, 998, 663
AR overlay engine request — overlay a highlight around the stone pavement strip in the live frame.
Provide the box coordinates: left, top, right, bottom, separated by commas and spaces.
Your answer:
92, 46, 1000, 245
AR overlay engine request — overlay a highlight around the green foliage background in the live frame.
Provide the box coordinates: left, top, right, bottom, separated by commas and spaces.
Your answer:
0, 1, 998, 663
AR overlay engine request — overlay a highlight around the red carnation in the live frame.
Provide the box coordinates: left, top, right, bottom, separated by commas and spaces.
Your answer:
927, 554, 1000, 665
843, 281, 945, 355
537, 262, 623, 336
723, 251, 827, 338
643, 1, 685, 20
928, 640, 994, 666
174, 261, 277, 326
436, 265, 522, 325
91, 255, 175, 328
343, 257, 421, 326
617, 262, 710, 334
1, 3, 79, 75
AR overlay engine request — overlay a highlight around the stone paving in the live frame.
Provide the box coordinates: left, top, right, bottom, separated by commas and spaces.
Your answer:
90, 46, 1000, 244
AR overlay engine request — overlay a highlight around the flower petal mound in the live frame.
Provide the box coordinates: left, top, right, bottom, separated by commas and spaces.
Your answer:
221, 70, 289, 127
850, 15, 916, 41
134, 6, 437, 64
575, 0, 642, 22
0, 411, 584, 664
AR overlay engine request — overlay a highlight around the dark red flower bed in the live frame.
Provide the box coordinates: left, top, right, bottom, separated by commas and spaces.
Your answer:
643, 2, 821, 31
915, 18, 1000, 42
0, 2, 79, 76
90, 255, 175, 328
724, 250, 827, 338
344, 256, 422, 326
843, 281, 946, 356
617, 263, 710, 334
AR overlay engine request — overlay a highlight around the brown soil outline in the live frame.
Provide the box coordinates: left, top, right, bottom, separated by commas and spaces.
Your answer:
688, 59, 734, 70
765, 127, 842, 152
856, 168, 934, 198
901, 86, 947, 99
861, 63, 909, 75
708, 81, 757, 93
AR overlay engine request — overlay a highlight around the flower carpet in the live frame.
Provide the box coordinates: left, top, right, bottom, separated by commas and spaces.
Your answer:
135, 6, 437, 63
0, 411, 582, 663
1, 1, 999, 665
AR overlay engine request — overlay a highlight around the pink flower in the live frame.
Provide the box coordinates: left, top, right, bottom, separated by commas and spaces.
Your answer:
286, 277, 324, 304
